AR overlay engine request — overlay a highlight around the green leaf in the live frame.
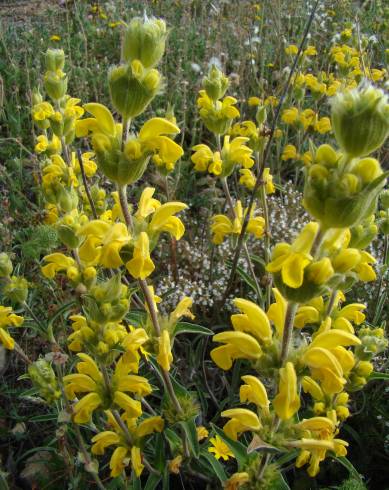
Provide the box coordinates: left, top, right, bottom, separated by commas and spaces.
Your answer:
179, 418, 200, 458
201, 451, 227, 483
131, 475, 141, 490
144, 474, 161, 490
30, 413, 58, 423
173, 322, 213, 337
368, 371, 389, 381
211, 424, 248, 469
334, 456, 364, 484
153, 433, 166, 472
275, 449, 299, 467
250, 254, 267, 269
164, 428, 181, 454
126, 310, 146, 326
271, 472, 291, 490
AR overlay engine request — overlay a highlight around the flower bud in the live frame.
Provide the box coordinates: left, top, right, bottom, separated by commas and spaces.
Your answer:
3, 276, 28, 304
57, 225, 80, 249
256, 105, 267, 126
203, 65, 229, 101
28, 359, 61, 404
108, 62, 161, 120
303, 145, 387, 228
44, 70, 68, 101
349, 215, 378, 249
355, 361, 373, 377
32, 88, 43, 106
57, 188, 79, 214
331, 82, 389, 157
380, 190, 389, 209
122, 16, 167, 68
0, 253, 13, 277
45, 49, 65, 72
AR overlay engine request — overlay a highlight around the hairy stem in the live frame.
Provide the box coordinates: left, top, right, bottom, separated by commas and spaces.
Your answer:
280, 301, 298, 365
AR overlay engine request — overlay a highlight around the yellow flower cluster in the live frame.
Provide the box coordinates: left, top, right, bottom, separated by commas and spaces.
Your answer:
281, 107, 332, 133
211, 201, 265, 245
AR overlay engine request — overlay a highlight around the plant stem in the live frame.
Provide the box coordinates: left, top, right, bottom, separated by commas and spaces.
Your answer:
280, 301, 298, 365
325, 289, 338, 317
117, 187, 184, 416
22, 301, 46, 333
13, 342, 32, 364
118, 185, 134, 229
259, 183, 271, 309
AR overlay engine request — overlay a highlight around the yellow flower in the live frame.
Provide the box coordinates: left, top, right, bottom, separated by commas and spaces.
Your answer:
170, 297, 195, 322
211, 201, 265, 244
50, 35, 61, 42
41, 253, 77, 280
34, 134, 61, 155
78, 221, 131, 268
303, 347, 346, 394
240, 375, 269, 413
315, 117, 332, 134
197, 90, 240, 134
76, 103, 120, 148
135, 187, 161, 220
224, 472, 250, 490
300, 108, 316, 130
281, 144, 298, 161
231, 298, 272, 344
267, 222, 319, 288
304, 45, 317, 56
72, 151, 97, 178
138, 117, 184, 170
221, 408, 262, 440
92, 412, 163, 477
273, 362, 300, 420
191, 144, 214, 172
156, 330, 173, 371
285, 44, 299, 56
282, 107, 299, 125
248, 96, 261, 106
208, 435, 234, 460
292, 416, 349, 477
211, 331, 262, 370
371, 68, 386, 82
64, 353, 150, 423
0, 306, 24, 350
147, 200, 187, 240
196, 426, 209, 441
263, 168, 275, 194
267, 288, 287, 336
121, 327, 149, 371
126, 232, 155, 279
239, 168, 256, 190
302, 376, 324, 401
168, 455, 183, 474
221, 135, 254, 170
32, 102, 55, 122
135, 188, 187, 240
